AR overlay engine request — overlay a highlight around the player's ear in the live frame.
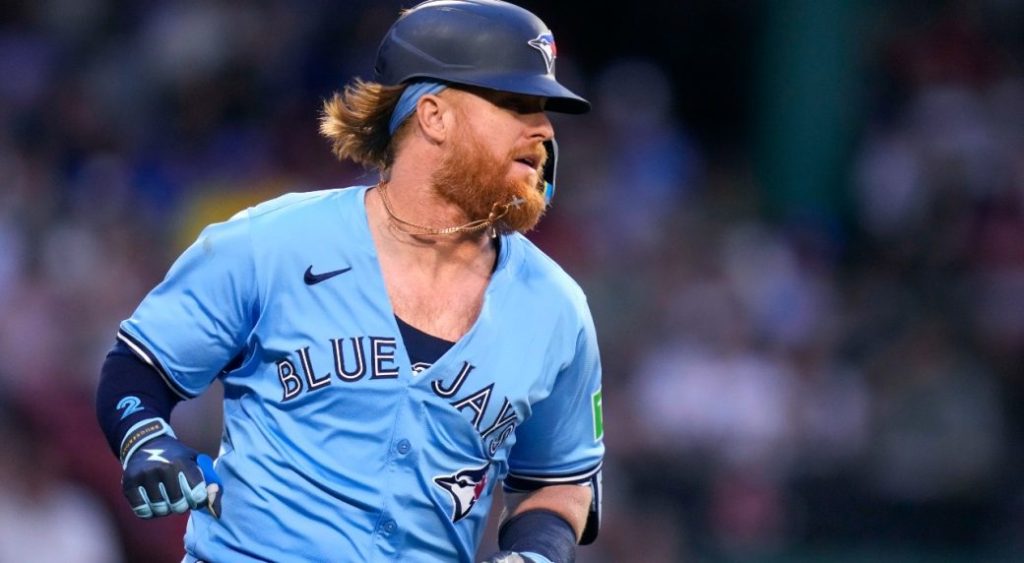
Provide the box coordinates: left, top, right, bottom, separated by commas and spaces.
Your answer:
414, 94, 448, 144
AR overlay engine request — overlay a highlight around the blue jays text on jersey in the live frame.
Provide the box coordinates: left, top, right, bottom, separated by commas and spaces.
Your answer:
276, 338, 521, 456
117, 186, 604, 563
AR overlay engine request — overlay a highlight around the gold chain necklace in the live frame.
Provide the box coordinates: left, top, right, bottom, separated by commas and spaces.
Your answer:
376, 182, 521, 238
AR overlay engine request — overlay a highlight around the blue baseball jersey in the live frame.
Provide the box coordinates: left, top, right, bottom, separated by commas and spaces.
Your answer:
118, 186, 604, 562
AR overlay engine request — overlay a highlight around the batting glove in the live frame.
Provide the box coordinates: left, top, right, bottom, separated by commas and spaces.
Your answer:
480, 552, 553, 563
120, 417, 222, 519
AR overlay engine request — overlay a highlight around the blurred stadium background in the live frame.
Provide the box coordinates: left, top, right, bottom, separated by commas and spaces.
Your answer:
2, 0, 1023, 561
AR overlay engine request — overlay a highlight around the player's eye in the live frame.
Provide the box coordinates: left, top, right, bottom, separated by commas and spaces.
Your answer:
497, 95, 544, 114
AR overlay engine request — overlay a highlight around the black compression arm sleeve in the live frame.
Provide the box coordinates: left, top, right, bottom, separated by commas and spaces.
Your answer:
96, 341, 182, 457
498, 509, 577, 563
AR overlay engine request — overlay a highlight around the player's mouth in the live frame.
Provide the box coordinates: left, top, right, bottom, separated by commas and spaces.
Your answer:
515, 155, 540, 169
512, 152, 544, 175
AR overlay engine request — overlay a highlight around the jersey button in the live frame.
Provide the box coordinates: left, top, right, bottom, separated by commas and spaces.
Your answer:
396, 439, 411, 455
382, 520, 397, 534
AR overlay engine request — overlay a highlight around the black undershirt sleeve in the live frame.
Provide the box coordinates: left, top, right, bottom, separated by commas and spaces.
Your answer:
95, 340, 182, 457
498, 509, 577, 562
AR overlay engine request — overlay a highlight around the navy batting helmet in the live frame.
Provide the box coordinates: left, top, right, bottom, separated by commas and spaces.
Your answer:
375, 0, 590, 114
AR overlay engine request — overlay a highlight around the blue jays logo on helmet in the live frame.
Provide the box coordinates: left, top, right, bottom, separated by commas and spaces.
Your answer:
527, 33, 557, 75
434, 463, 491, 522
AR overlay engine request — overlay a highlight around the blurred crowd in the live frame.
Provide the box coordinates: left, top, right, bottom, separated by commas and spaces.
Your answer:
1, 1, 1023, 562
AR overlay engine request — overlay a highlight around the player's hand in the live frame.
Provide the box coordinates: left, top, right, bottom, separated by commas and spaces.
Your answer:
479, 551, 554, 563
120, 418, 222, 519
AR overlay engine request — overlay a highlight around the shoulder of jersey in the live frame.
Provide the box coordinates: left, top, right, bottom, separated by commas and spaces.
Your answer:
507, 233, 589, 311
228, 187, 359, 221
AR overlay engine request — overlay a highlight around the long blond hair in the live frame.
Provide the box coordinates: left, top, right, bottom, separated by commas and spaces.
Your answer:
319, 79, 407, 172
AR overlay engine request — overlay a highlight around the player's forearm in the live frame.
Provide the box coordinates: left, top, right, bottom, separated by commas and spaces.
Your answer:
505, 484, 592, 541
95, 341, 182, 457
97, 341, 223, 520
486, 485, 591, 562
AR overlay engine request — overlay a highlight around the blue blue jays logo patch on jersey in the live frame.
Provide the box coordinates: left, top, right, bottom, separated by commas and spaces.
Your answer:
434, 463, 491, 522
528, 33, 557, 75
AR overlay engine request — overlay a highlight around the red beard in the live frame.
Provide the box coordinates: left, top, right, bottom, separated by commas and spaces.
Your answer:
430, 126, 548, 235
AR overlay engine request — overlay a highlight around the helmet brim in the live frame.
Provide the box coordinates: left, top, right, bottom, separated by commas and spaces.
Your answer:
401, 71, 591, 114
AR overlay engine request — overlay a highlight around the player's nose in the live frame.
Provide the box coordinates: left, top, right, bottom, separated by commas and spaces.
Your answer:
523, 111, 554, 142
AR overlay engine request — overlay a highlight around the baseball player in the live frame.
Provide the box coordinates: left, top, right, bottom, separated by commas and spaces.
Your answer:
95, 1, 604, 562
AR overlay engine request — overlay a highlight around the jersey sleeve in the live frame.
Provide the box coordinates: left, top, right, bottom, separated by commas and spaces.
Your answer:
505, 305, 605, 490
118, 212, 258, 398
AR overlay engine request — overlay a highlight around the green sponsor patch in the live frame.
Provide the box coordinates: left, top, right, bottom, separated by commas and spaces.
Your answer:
592, 388, 604, 441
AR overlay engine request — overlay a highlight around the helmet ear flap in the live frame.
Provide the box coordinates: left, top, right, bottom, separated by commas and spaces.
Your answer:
542, 138, 558, 205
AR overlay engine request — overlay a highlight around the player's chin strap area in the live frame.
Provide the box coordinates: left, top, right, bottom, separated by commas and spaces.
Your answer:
542, 138, 558, 205
377, 181, 524, 238
377, 136, 559, 238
